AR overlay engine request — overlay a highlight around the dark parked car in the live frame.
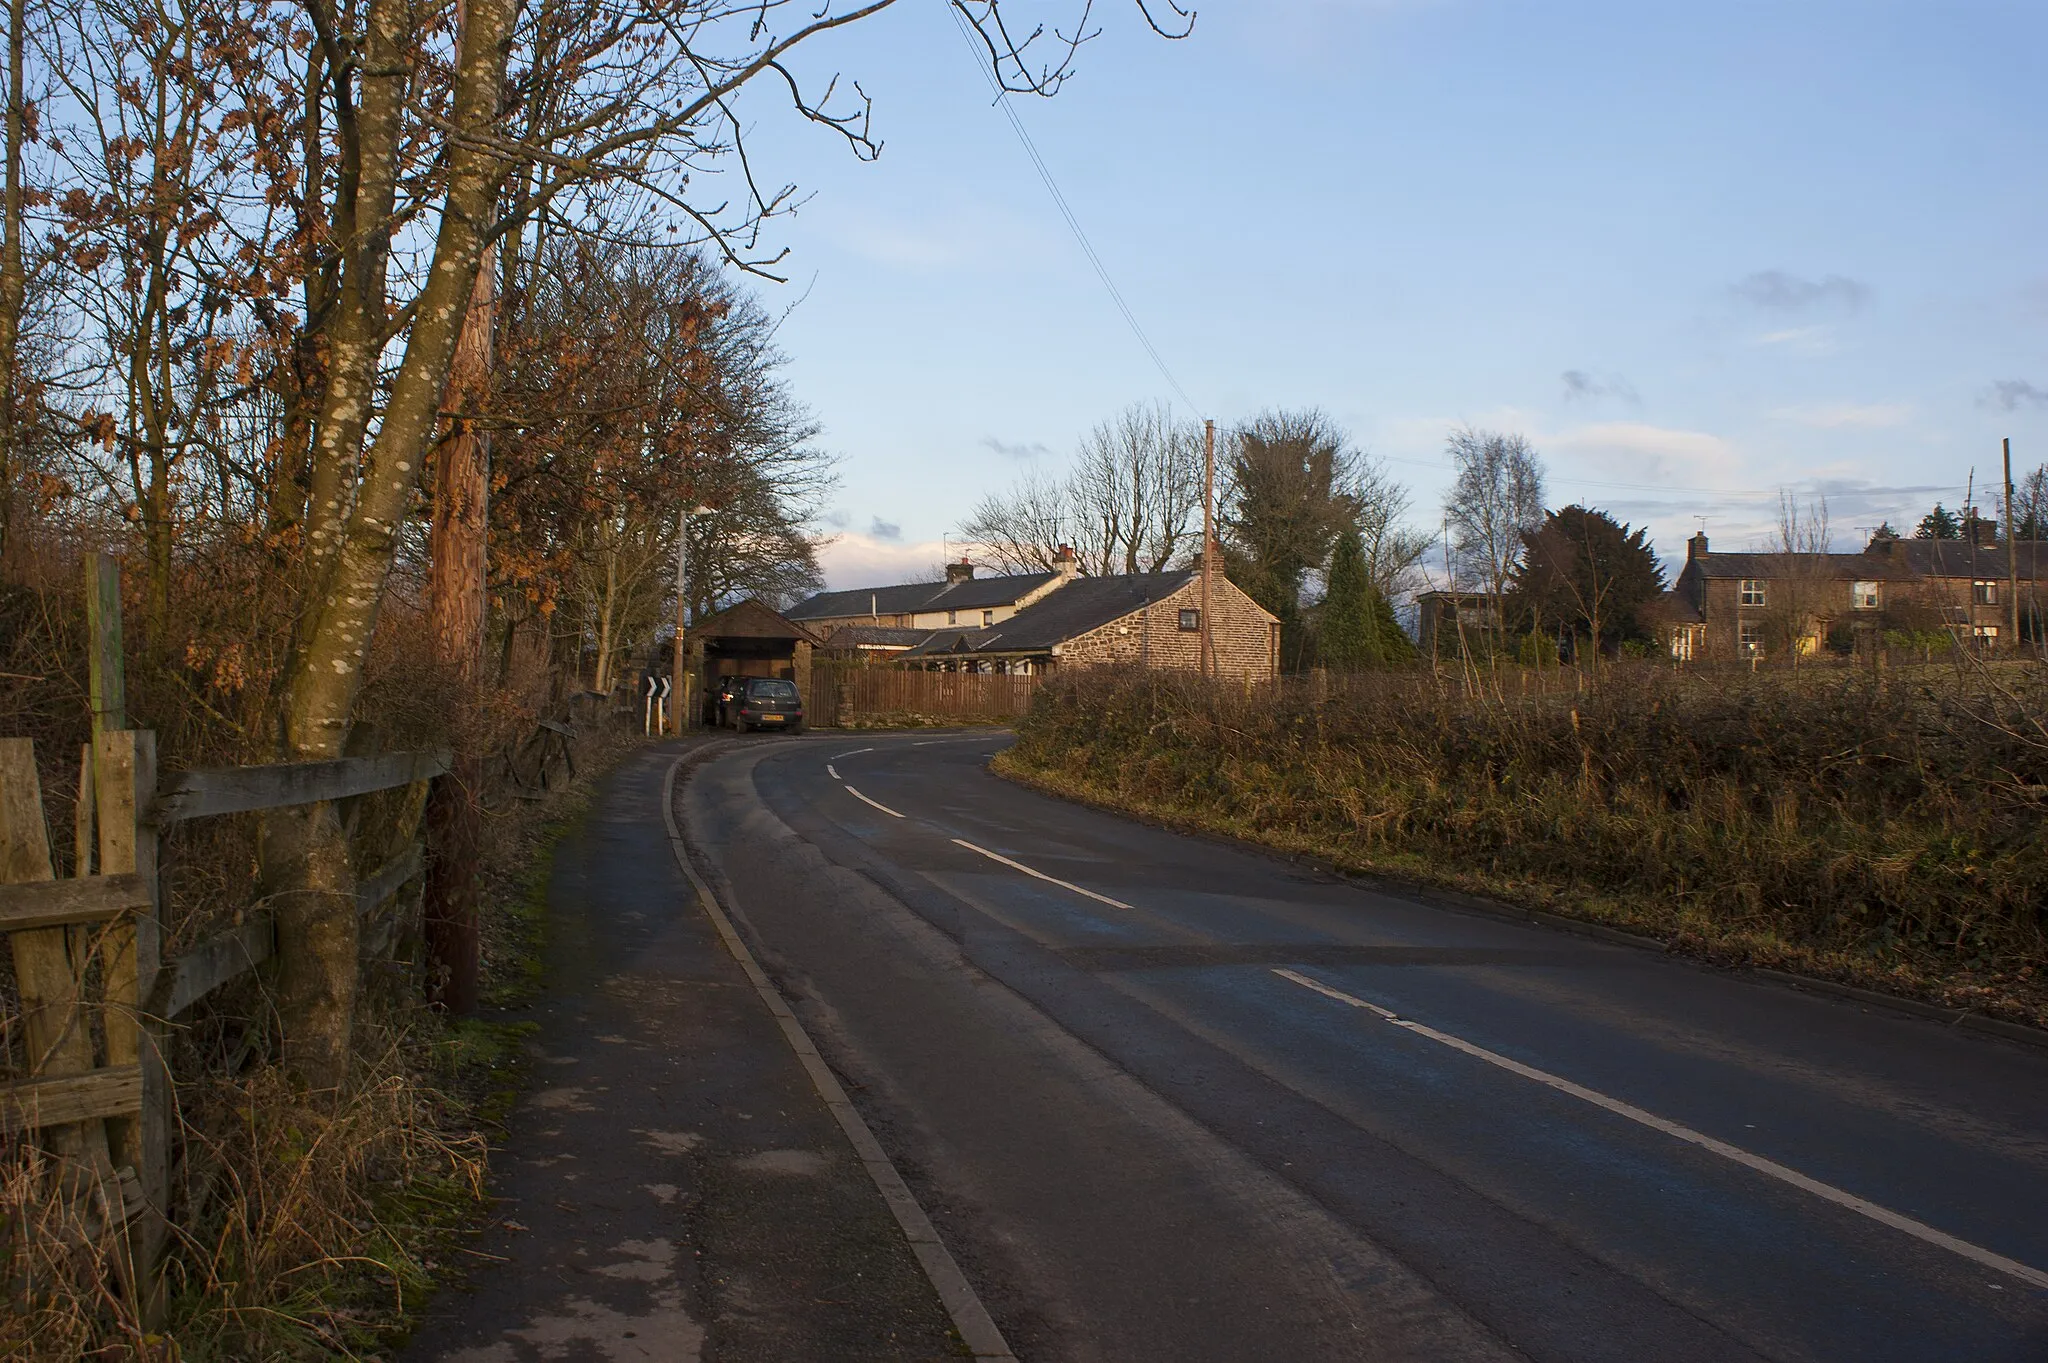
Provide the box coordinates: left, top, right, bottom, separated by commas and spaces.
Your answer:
728, 676, 805, 733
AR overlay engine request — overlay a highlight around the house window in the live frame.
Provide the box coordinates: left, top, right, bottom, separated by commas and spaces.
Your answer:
1739, 579, 1767, 607
1852, 581, 1880, 610
1670, 627, 1698, 662
947, 609, 958, 625
982, 610, 995, 627
1974, 580, 1999, 605
1974, 624, 2000, 645
1739, 623, 1764, 657
1178, 608, 1201, 632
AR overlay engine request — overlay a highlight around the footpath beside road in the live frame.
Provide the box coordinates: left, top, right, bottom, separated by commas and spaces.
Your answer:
401, 739, 966, 1363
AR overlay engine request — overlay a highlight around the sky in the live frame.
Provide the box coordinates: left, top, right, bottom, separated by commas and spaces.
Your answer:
720, 0, 2048, 590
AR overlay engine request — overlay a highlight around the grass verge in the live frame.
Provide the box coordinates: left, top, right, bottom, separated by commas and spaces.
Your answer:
998, 665, 2048, 1031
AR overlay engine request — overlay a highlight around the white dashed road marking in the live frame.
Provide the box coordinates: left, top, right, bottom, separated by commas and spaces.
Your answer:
845, 786, 904, 818
950, 839, 1134, 910
826, 764, 840, 780
1272, 968, 2048, 1292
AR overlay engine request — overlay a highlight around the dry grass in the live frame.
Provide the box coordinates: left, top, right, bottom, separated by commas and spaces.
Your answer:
2, 1033, 487, 1363
1003, 663, 2048, 1026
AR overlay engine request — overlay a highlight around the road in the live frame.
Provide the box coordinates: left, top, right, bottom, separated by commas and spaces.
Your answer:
680, 731, 2048, 1363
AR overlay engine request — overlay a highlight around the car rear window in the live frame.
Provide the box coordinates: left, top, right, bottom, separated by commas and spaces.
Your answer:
747, 679, 798, 700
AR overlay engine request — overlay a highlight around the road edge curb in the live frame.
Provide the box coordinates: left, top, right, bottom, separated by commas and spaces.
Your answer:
660, 747, 1019, 1363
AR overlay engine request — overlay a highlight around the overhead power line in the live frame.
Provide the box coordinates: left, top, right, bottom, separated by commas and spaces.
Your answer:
944, 3, 1201, 417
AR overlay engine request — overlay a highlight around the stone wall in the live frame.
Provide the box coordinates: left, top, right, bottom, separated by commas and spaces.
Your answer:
1054, 574, 1278, 682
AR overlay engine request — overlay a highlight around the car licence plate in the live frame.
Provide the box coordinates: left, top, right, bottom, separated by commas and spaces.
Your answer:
760, 714, 785, 723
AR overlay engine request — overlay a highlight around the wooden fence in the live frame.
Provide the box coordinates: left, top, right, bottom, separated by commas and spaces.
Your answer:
811, 664, 1040, 723
0, 732, 446, 1320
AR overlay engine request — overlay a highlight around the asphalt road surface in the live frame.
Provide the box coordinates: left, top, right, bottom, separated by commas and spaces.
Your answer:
681, 731, 2048, 1363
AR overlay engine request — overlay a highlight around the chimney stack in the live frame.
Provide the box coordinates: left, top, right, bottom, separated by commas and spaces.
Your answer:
1053, 543, 1079, 576
1687, 531, 1709, 562
945, 557, 976, 585
1964, 510, 2000, 549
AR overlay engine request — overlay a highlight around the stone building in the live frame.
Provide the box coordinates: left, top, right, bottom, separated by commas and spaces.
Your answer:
894, 569, 1280, 682
1667, 521, 2046, 659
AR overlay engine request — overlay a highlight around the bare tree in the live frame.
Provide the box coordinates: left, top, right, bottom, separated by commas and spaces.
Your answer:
962, 402, 1203, 577
1444, 426, 1546, 649
1070, 402, 1203, 573
0, 0, 31, 557
959, 466, 1071, 574
1354, 454, 1430, 607
1770, 491, 1833, 662
2010, 462, 2048, 540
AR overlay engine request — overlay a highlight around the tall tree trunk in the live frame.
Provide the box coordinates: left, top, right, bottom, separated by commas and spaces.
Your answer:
422, 243, 494, 1015
0, 0, 25, 561
594, 548, 618, 693
265, 0, 516, 1088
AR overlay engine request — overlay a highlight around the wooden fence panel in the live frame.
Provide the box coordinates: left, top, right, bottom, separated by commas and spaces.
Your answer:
812, 665, 1038, 724
0, 739, 114, 1171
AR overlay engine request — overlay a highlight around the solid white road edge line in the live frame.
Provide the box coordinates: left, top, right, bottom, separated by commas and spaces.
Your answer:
845, 785, 904, 818
663, 752, 1018, 1361
1271, 967, 2048, 1293
951, 838, 1134, 910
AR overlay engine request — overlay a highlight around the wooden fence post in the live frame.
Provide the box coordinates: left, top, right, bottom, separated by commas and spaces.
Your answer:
95, 729, 167, 1316
86, 551, 126, 738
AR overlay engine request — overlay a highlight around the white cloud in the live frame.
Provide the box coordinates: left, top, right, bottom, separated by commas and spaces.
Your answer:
1750, 325, 1837, 356
1548, 421, 1745, 488
1769, 402, 1912, 429
816, 533, 948, 590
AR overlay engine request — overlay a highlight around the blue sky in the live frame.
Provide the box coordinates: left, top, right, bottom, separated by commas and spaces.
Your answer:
728, 1, 2048, 588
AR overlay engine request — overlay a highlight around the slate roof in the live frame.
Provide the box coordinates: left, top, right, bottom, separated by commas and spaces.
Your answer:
822, 625, 932, 649
901, 572, 1199, 657
787, 570, 1060, 621
689, 598, 823, 642
1884, 539, 2048, 579
1682, 551, 1918, 581
1650, 590, 1703, 624
787, 582, 950, 620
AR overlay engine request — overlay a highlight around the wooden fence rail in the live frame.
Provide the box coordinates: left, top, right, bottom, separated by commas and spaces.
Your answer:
0, 734, 448, 1322
812, 665, 1040, 723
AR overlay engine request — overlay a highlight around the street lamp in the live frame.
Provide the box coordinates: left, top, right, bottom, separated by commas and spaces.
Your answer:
674, 503, 716, 732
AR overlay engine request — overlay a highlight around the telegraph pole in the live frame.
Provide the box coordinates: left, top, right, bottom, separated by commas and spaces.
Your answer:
1201, 418, 1216, 678
2005, 436, 2021, 652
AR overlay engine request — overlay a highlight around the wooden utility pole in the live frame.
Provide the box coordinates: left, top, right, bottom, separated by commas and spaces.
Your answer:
2005, 437, 2021, 652
421, 226, 496, 1016
1201, 418, 1215, 678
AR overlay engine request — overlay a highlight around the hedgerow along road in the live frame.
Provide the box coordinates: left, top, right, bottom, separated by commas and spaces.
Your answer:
679, 730, 2048, 1363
